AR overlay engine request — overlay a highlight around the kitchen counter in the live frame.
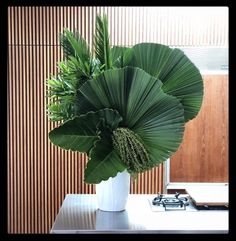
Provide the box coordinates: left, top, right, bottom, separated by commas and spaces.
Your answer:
50, 194, 228, 234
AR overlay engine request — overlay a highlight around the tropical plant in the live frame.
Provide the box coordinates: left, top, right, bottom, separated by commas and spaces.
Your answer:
46, 15, 203, 184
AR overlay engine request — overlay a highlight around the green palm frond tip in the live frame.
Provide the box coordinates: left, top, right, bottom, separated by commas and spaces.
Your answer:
94, 15, 112, 70
112, 127, 151, 174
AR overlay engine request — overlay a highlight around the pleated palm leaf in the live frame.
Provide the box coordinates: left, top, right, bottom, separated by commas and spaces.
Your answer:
49, 67, 185, 183
47, 14, 204, 184
110, 43, 204, 122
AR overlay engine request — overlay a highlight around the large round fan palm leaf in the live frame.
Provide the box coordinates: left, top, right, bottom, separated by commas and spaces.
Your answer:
78, 67, 185, 172
130, 43, 204, 122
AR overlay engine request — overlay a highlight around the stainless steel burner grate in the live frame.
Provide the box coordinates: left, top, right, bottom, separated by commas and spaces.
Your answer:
152, 192, 189, 211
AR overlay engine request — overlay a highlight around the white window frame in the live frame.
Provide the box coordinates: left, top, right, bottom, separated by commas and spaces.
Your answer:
163, 158, 228, 194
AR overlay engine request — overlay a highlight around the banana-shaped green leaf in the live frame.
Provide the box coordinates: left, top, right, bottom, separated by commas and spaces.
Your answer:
85, 127, 126, 184
78, 67, 185, 170
130, 43, 204, 122
49, 108, 122, 152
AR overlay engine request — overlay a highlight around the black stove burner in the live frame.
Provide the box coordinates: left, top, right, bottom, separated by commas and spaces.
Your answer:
152, 192, 189, 210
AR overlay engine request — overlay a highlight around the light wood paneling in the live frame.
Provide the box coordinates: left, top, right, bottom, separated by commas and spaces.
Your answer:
170, 75, 228, 182
8, 6, 228, 47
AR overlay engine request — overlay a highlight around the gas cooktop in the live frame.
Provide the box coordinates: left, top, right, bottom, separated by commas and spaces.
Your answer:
148, 192, 228, 212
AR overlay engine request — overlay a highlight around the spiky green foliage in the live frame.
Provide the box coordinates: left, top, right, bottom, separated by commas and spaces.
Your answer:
46, 28, 104, 122
94, 15, 112, 70
60, 29, 90, 60
46, 72, 79, 121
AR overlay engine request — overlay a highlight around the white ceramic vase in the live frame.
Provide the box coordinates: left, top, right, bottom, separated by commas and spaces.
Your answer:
95, 170, 130, 211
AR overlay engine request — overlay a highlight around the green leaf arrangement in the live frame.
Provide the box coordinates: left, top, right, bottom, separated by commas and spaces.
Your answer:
47, 15, 204, 184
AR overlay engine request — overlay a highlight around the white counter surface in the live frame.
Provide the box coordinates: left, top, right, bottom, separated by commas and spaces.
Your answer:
50, 194, 228, 234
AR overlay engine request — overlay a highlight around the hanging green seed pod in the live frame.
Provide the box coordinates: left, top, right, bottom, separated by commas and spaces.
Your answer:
112, 127, 151, 174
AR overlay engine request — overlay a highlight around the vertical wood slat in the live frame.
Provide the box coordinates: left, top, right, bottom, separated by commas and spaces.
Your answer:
7, 6, 228, 233
8, 8, 12, 233
22, 7, 27, 234
29, 7, 34, 232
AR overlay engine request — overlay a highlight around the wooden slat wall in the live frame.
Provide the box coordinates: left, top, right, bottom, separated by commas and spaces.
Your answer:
7, 6, 228, 233
170, 75, 228, 182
